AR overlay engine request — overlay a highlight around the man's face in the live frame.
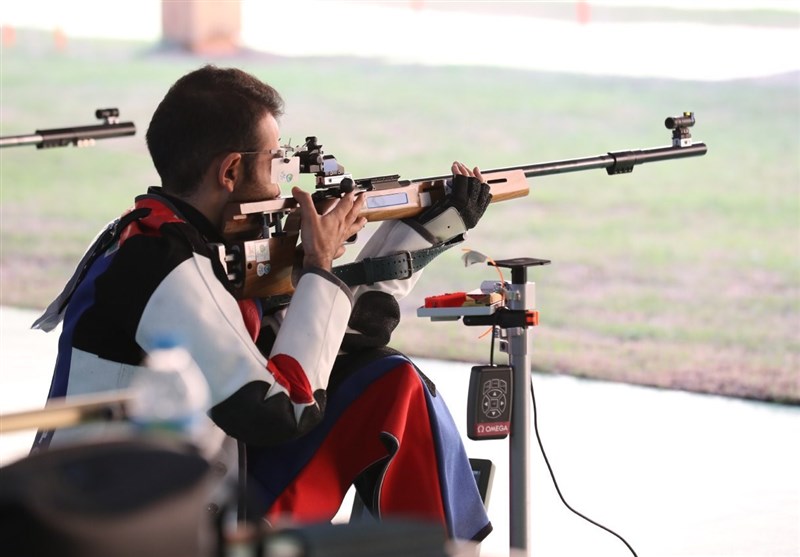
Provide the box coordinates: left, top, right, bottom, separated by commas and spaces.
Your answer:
229, 112, 282, 202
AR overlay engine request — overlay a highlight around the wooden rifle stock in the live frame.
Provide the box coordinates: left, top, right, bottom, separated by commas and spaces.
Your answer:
220, 139, 707, 300
0, 391, 132, 434
220, 169, 529, 299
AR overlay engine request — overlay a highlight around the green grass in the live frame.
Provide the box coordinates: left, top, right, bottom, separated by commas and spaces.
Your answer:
1, 28, 798, 404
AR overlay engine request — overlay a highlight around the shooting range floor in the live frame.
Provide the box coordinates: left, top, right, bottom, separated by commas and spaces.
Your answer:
1, 306, 798, 557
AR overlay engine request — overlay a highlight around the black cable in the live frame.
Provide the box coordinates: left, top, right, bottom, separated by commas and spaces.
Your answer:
529, 375, 639, 557
489, 326, 497, 366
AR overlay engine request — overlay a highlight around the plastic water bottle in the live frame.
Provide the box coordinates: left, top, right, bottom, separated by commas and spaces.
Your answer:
127, 336, 212, 447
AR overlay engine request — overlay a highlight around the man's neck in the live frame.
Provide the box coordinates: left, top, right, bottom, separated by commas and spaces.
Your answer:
153, 187, 227, 243
170, 187, 226, 231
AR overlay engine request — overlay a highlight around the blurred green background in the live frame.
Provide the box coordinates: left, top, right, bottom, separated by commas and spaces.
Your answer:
1, 2, 798, 403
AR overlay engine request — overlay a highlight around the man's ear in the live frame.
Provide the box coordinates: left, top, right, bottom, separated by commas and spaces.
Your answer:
217, 152, 243, 193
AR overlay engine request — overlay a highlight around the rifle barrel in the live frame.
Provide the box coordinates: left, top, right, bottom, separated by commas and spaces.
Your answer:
0, 391, 131, 433
409, 142, 708, 182
0, 122, 136, 149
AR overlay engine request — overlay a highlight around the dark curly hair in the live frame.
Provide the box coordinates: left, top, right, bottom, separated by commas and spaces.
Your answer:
146, 65, 284, 195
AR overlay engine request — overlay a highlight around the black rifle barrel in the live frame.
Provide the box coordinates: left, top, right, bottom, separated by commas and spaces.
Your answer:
0, 121, 136, 149
410, 142, 708, 182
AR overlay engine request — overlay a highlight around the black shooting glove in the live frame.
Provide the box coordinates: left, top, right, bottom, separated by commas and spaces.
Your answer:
409, 173, 492, 243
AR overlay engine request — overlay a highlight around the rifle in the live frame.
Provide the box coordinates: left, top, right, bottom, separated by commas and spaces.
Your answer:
0, 390, 132, 434
220, 113, 707, 299
0, 108, 136, 149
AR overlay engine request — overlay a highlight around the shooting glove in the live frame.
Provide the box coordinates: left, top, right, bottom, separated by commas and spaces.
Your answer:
408, 173, 492, 243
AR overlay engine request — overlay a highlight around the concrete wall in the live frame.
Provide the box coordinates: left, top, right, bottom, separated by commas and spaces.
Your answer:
161, 0, 241, 54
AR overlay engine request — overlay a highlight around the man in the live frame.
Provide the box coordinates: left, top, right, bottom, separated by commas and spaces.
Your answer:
31, 65, 493, 542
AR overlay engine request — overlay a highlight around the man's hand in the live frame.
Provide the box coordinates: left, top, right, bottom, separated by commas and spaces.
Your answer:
412, 161, 492, 243
292, 187, 367, 271
449, 162, 491, 229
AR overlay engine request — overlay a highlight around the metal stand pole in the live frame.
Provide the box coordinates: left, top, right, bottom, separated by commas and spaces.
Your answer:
418, 257, 550, 556
480, 259, 548, 555
507, 267, 532, 553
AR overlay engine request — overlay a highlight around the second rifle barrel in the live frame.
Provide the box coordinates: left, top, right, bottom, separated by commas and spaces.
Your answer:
37, 122, 137, 148
0, 122, 136, 149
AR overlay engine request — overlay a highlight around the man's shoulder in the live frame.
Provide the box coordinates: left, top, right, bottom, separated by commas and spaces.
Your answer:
118, 196, 209, 255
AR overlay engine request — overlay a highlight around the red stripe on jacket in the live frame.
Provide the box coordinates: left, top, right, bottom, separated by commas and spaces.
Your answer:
265, 361, 446, 527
